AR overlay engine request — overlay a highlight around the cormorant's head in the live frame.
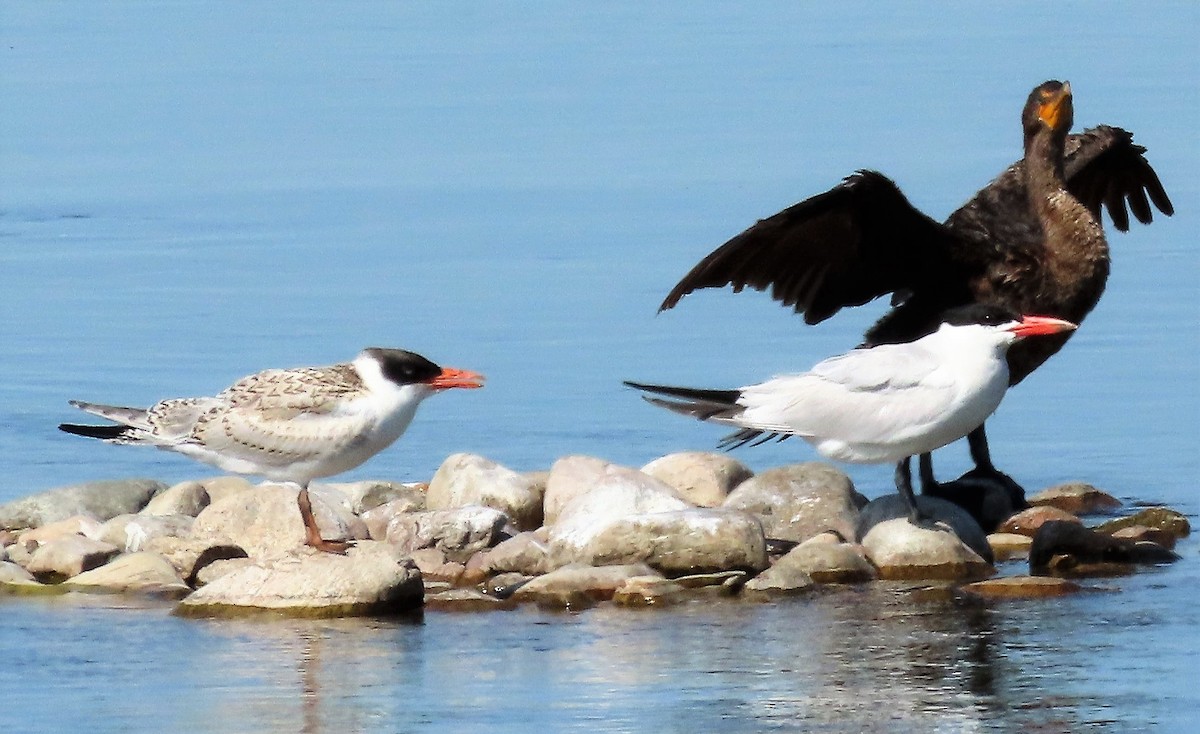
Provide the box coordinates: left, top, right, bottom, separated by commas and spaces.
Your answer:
1022, 80, 1073, 140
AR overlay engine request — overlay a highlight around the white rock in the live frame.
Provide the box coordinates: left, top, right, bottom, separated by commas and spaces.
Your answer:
63, 552, 190, 596
383, 505, 508, 562
641, 452, 753, 508
723, 463, 865, 543
141, 480, 211, 517
191, 483, 367, 558
427, 453, 544, 530
176, 541, 423, 617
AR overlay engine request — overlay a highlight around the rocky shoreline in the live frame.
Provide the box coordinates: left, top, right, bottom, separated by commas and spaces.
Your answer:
0, 453, 1189, 617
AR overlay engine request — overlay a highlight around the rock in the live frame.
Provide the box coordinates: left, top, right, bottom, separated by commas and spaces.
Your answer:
1093, 507, 1190, 539
175, 541, 423, 618
191, 483, 366, 558
196, 476, 257, 504
0, 561, 44, 590
427, 453, 544, 531
858, 496, 994, 580
1030, 521, 1179, 575
141, 480, 211, 517
319, 480, 426, 515
640, 452, 753, 508
857, 494, 993, 563
425, 587, 518, 612
997, 506, 1082, 537
25, 535, 121, 581
407, 548, 465, 584
962, 576, 1081, 599
723, 463, 865, 544
768, 536, 876, 584
63, 552, 190, 596
361, 498, 424, 541
471, 531, 552, 577
383, 505, 508, 562
1028, 482, 1122, 515
922, 467, 1028, 532
544, 456, 690, 526
1111, 525, 1178, 550
0, 478, 166, 529
194, 557, 257, 587
513, 563, 660, 608
612, 576, 687, 607
19, 515, 105, 546
547, 508, 767, 575
744, 561, 816, 593
100, 514, 194, 552
143, 536, 249, 585
987, 533, 1034, 561
672, 570, 748, 591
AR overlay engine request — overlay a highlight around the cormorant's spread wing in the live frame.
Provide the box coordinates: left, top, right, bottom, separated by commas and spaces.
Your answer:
1063, 125, 1173, 232
659, 170, 965, 325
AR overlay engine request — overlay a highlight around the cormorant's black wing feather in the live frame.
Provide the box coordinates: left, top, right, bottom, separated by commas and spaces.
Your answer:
659, 171, 966, 325
1062, 125, 1173, 232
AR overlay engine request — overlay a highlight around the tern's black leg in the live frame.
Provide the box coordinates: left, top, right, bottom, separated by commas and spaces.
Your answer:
894, 457, 924, 524
298, 486, 354, 555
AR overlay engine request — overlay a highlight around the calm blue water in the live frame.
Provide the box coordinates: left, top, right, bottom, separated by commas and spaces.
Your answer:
2, 2, 1197, 731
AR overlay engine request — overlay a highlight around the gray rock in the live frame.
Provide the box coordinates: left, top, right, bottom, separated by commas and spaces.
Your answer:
141, 480, 211, 517
384, 505, 508, 562
63, 552, 190, 596
425, 587, 519, 612
0, 478, 166, 529
176, 541, 423, 618
191, 483, 367, 558
0, 561, 43, 589
361, 497, 427, 540
548, 507, 768, 575
473, 531, 552, 577
771, 536, 877, 584
427, 453, 544, 530
319, 480, 427, 515
612, 576, 688, 607
196, 476, 257, 504
1028, 482, 1121, 515
513, 563, 660, 607
18, 515, 105, 546
744, 561, 815, 593
641, 452, 753, 508
723, 463, 865, 544
544, 456, 690, 526
194, 557, 256, 587
407, 547, 465, 584
143, 535, 249, 585
858, 496, 994, 580
25, 535, 121, 580
100, 514, 195, 552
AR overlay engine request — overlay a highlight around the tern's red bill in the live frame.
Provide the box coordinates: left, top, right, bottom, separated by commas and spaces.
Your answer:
1009, 315, 1078, 338
426, 367, 486, 390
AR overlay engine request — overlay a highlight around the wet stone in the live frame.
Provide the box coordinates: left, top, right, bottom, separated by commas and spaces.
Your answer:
1028, 482, 1121, 515
997, 506, 1082, 537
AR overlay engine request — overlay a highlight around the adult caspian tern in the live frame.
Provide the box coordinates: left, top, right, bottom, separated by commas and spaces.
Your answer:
59, 348, 484, 553
657, 81, 1172, 499
626, 305, 1076, 523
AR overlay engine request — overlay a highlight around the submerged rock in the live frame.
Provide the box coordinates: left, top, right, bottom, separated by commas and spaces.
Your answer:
176, 541, 423, 618
513, 563, 659, 608
987, 532, 1034, 561
962, 576, 1082, 599
0, 479, 166, 530
1093, 507, 1190, 539
641, 452, 753, 508
723, 463, 865, 544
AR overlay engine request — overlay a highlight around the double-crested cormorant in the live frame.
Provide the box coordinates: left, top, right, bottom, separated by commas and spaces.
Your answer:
627, 305, 1077, 523
59, 348, 485, 554
658, 80, 1173, 501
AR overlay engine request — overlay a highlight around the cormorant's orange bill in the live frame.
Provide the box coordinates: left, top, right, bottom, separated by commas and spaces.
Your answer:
426, 367, 485, 390
1037, 81, 1072, 131
1009, 315, 1078, 338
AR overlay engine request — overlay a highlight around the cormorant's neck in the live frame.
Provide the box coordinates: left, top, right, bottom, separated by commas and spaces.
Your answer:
1023, 128, 1068, 196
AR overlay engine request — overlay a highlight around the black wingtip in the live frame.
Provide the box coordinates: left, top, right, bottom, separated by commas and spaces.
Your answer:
58, 423, 129, 440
